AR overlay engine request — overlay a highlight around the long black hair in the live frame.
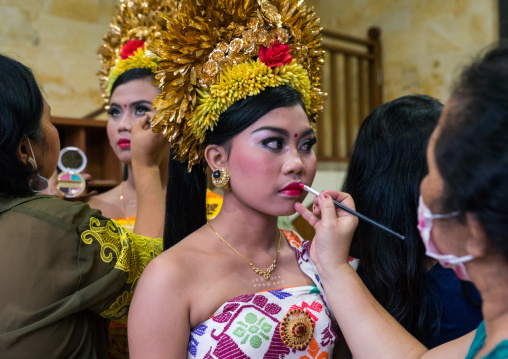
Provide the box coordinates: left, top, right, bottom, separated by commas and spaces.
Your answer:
0, 54, 44, 197
435, 44, 508, 261
163, 85, 305, 249
110, 67, 155, 97
342, 94, 442, 343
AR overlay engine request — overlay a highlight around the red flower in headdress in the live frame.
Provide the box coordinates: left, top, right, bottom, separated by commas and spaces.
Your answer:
121, 40, 145, 59
259, 41, 292, 67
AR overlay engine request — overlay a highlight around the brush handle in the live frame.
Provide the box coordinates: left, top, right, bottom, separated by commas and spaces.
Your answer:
331, 198, 405, 240
303, 185, 405, 240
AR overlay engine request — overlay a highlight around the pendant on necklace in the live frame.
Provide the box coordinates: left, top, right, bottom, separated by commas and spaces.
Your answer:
252, 262, 276, 281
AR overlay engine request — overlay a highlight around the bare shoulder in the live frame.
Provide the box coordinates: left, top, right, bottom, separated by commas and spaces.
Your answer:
128, 231, 207, 358
85, 186, 121, 217
134, 228, 211, 299
138, 243, 192, 288
85, 186, 118, 205
147, 230, 208, 277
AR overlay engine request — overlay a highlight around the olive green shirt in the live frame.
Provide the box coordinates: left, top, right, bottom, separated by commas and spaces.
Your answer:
0, 195, 162, 358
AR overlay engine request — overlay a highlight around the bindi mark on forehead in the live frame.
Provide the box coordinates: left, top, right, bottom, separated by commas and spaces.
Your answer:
294, 133, 298, 138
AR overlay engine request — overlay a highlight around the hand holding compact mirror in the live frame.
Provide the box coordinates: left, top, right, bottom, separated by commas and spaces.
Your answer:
57, 146, 87, 198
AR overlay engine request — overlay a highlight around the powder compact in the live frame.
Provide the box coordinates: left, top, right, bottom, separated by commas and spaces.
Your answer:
57, 146, 87, 198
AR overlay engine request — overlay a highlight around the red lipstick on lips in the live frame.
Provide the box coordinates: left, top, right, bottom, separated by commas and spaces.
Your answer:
280, 182, 303, 196
118, 138, 131, 148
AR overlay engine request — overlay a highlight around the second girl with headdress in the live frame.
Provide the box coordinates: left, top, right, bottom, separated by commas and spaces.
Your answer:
92, 0, 223, 356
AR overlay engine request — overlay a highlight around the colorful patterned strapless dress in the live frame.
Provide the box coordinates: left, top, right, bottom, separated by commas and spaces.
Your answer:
187, 229, 358, 359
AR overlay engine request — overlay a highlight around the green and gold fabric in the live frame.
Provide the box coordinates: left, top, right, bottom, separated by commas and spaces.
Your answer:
0, 195, 162, 358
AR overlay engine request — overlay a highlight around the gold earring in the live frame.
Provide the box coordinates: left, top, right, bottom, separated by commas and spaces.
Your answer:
27, 157, 37, 170
212, 167, 231, 192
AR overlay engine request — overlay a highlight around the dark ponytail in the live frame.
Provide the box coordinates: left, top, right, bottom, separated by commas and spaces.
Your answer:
163, 157, 207, 249
343, 94, 442, 344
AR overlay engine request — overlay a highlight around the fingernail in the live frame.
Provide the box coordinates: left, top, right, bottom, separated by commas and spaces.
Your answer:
320, 192, 328, 199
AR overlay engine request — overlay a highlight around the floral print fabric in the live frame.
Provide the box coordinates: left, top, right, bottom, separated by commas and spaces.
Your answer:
187, 229, 356, 358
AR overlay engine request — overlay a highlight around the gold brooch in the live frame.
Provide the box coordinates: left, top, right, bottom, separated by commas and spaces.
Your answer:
280, 309, 314, 350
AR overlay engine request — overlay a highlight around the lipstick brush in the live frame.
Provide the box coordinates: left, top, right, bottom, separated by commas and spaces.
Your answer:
299, 183, 405, 240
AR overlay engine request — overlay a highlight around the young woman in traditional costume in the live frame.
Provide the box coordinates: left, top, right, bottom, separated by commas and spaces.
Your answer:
90, 2, 175, 356
92, 1, 223, 356
89, 0, 176, 236
128, 0, 355, 357
92, 0, 223, 244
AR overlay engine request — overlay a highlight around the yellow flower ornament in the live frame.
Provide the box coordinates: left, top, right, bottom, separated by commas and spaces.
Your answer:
150, 0, 326, 168
190, 58, 311, 143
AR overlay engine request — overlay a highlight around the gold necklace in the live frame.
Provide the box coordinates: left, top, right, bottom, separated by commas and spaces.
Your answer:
120, 181, 134, 231
207, 223, 282, 281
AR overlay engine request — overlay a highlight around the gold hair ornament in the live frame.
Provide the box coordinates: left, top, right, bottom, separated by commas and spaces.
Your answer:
97, 0, 178, 103
150, 0, 326, 169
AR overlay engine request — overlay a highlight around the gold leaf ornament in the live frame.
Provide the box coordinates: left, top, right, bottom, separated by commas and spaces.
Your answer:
97, 0, 178, 104
150, 0, 326, 169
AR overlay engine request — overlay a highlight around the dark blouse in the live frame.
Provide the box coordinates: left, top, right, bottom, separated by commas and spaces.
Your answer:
425, 262, 483, 348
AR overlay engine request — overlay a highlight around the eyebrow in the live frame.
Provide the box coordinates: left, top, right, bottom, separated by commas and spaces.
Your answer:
251, 126, 315, 137
110, 100, 153, 108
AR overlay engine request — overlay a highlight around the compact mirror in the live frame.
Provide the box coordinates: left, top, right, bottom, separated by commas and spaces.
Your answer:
57, 146, 87, 198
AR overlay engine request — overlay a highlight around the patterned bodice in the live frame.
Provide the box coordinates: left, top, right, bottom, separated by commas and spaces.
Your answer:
187, 229, 345, 359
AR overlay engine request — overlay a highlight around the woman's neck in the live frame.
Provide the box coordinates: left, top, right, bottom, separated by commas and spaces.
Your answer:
472, 256, 508, 341
208, 194, 280, 254
478, 307, 508, 358
125, 165, 136, 190
466, 253, 508, 358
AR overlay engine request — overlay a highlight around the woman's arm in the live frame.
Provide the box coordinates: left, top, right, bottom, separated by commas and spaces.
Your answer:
128, 254, 191, 358
295, 191, 429, 359
421, 332, 475, 359
131, 115, 168, 238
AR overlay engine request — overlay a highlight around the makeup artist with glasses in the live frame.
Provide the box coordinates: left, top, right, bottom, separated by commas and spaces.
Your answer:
296, 43, 508, 358
0, 53, 164, 358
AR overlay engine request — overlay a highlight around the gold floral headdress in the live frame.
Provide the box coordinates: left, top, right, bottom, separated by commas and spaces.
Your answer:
150, 0, 326, 168
97, 0, 178, 104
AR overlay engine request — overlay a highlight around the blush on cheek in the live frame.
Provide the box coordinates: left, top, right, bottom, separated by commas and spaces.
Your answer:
106, 123, 117, 148
303, 154, 318, 184
232, 149, 275, 183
